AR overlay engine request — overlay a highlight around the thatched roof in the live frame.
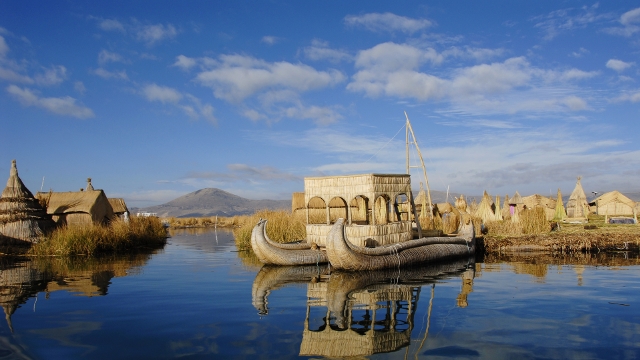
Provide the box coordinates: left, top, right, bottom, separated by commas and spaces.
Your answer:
474, 191, 496, 222
566, 177, 589, 219
553, 189, 567, 221
108, 198, 128, 214
36, 189, 114, 225
304, 174, 411, 205
509, 191, 523, 205
590, 190, 636, 216
0, 160, 55, 243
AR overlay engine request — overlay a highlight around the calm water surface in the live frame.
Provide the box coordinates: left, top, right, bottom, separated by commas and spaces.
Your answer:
1, 228, 639, 359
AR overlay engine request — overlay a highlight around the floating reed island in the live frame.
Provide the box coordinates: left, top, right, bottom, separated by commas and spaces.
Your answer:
0, 160, 167, 256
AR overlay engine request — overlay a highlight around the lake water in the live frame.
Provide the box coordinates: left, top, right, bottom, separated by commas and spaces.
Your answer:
1, 228, 639, 359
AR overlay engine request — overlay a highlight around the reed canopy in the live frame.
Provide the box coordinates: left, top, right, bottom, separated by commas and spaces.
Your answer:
0, 160, 55, 243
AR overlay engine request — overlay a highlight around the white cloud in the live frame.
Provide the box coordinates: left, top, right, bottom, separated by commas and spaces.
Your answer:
173, 55, 198, 70
98, 50, 125, 65
344, 12, 432, 34
303, 40, 352, 63
0, 66, 33, 84
195, 54, 345, 102
604, 7, 640, 36
614, 90, 640, 103
135, 23, 177, 45
606, 59, 634, 72
261, 36, 279, 45
34, 65, 67, 86
348, 43, 594, 116
6, 85, 94, 118
143, 83, 183, 103
0, 35, 8, 58
532, 4, 606, 40
99, 19, 126, 33
74, 81, 86, 94
93, 68, 128, 80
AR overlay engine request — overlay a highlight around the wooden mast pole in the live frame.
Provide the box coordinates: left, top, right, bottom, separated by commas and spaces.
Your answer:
404, 111, 434, 217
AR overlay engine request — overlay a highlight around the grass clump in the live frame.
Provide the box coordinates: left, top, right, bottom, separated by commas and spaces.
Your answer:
30, 216, 167, 256
232, 209, 306, 252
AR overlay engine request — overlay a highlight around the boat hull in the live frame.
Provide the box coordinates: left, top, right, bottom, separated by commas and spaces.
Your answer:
326, 217, 475, 271
250, 219, 329, 266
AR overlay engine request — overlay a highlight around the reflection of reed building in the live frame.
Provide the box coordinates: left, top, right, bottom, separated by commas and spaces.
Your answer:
300, 276, 419, 357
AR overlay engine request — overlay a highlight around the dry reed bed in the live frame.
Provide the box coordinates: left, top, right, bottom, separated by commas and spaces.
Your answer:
232, 209, 306, 252
29, 216, 167, 256
163, 216, 242, 228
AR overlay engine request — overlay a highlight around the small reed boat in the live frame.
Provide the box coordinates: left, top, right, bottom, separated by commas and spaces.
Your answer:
325, 216, 475, 271
250, 219, 329, 266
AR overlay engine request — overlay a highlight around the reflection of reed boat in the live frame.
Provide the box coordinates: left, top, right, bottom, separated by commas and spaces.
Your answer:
251, 264, 330, 315
326, 216, 475, 271
250, 258, 476, 357
250, 219, 329, 266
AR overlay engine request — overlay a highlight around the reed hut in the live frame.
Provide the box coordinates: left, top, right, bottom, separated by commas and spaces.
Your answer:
303, 174, 417, 247
0, 160, 55, 243
509, 191, 524, 214
566, 177, 589, 220
454, 195, 468, 213
37, 178, 114, 226
589, 191, 636, 216
108, 198, 129, 220
522, 194, 557, 220
474, 191, 496, 222
552, 189, 567, 221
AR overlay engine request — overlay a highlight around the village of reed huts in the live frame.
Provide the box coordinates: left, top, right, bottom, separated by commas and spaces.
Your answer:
0, 160, 129, 244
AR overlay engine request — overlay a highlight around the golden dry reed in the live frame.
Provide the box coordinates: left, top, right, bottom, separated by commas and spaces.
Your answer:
164, 216, 243, 228
233, 209, 306, 251
485, 207, 549, 236
29, 216, 167, 256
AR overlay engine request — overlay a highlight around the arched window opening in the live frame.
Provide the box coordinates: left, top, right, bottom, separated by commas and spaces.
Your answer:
349, 195, 369, 225
307, 196, 326, 224
328, 197, 348, 224
394, 194, 410, 222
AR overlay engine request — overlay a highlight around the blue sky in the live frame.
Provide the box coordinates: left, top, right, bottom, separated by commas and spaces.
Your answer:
1, 1, 639, 207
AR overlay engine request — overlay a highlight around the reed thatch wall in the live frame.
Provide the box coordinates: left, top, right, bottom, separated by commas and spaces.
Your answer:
590, 190, 636, 216
0, 160, 55, 243
306, 221, 412, 247
522, 194, 557, 220
108, 198, 128, 215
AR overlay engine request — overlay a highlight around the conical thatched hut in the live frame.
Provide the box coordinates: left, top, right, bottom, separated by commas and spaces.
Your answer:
566, 177, 589, 220
36, 178, 114, 226
474, 191, 496, 222
0, 160, 55, 243
509, 191, 524, 215
502, 194, 511, 218
522, 194, 557, 220
552, 189, 567, 221
589, 191, 636, 216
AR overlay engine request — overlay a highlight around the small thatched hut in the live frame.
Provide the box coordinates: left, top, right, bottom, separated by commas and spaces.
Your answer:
108, 198, 129, 219
566, 177, 589, 220
37, 178, 114, 226
474, 191, 496, 222
522, 194, 557, 220
589, 191, 636, 216
0, 160, 55, 243
552, 189, 567, 221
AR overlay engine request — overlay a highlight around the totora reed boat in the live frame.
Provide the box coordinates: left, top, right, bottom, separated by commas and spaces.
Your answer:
325, 216, 475, 271
251, 218, 329, 266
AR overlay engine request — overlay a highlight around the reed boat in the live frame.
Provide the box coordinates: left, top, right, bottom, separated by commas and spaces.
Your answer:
325, 216, 475, 271
250, 219, 329, 266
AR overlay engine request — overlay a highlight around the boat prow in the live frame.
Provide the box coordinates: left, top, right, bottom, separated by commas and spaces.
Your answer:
326, 216, 475, 271
250, 219, 329, 266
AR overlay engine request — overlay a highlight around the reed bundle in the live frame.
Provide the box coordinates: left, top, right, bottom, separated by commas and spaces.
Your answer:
232, 209, 306, 251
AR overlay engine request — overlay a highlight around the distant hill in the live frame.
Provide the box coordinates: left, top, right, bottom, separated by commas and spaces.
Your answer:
137, 188, 290, 218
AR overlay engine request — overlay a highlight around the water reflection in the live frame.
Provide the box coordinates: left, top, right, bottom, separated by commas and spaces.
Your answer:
252, 258, 476, 357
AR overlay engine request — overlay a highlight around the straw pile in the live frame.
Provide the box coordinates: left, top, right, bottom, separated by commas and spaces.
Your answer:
566, 177, 589, 219
0, 160, 55, 243
474, 191, 496, 223
552, 189, 567, 221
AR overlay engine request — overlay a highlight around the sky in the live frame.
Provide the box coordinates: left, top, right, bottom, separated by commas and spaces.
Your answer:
1, 1, 639, 208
